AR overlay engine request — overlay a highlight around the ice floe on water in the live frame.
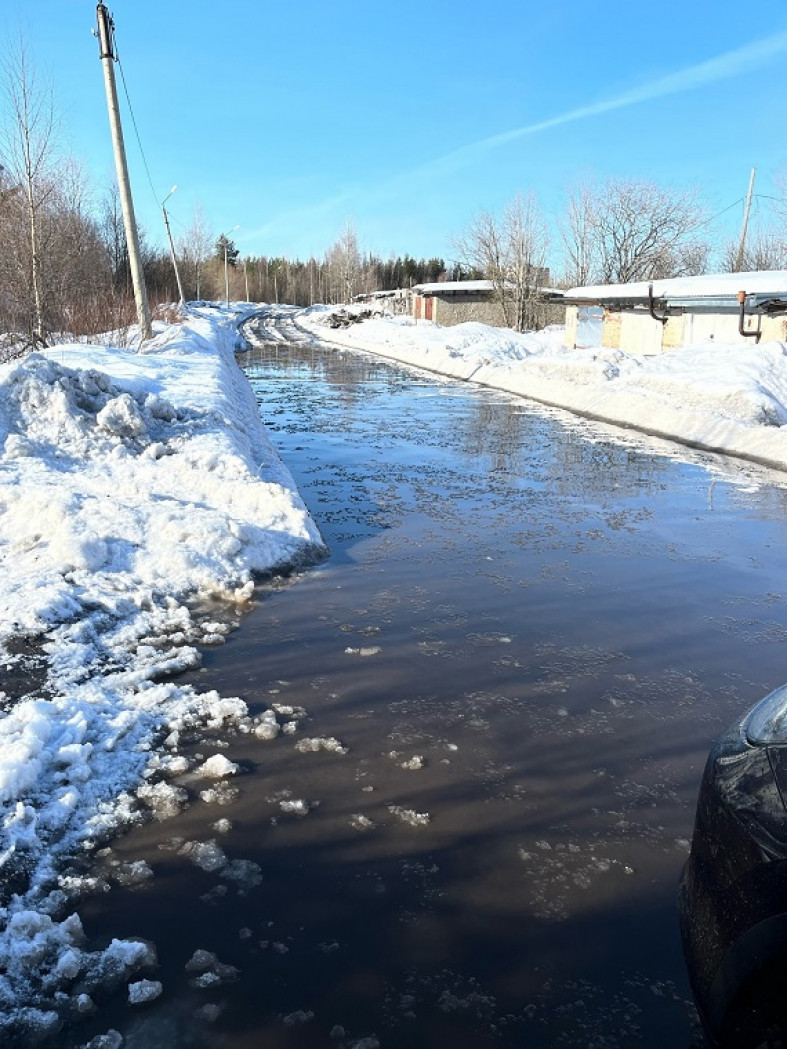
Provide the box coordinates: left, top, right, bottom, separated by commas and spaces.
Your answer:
294, 736, 348, 755
388, 805, 431, 827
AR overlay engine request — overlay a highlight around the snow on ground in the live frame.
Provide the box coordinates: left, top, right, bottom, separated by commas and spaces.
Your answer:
0, 304, 324, 1039
296, 305, 787, 473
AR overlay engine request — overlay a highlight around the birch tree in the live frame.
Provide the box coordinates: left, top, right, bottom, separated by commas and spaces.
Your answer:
324, 224, 362, 303
177, 204, 213, 299
456, 192, 549, 332
0, 38, 59, 344
560, 183, 595, 287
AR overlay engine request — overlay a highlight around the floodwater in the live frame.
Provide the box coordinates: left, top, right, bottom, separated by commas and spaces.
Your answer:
72, 313, 787, 1048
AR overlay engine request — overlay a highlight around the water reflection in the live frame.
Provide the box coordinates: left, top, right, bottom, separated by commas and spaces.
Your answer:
63, 324, 787, 1049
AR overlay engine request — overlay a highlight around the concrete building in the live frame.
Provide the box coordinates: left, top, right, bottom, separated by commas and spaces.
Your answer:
564, 271, 787, 353
410, 277, 563, 329
411, 280, 505, 326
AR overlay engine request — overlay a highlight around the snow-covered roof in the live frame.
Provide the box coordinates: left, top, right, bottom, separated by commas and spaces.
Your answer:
566, 270, 787, 305
412, 280, 564, 298
412, 280, 496, 295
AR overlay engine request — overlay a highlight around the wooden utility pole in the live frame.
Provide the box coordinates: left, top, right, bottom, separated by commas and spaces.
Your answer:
95, 3, 152, 340
735, 168, 756, 274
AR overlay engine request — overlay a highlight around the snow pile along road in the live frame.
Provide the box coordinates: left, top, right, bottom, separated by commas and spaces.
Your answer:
297, 306, 787, 472
0, 305, 324, 1040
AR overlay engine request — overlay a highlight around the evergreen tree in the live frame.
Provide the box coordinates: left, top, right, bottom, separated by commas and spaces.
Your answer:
215, 233, 239, 266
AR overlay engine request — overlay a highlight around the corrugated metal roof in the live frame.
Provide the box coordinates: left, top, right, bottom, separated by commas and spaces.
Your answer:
412, 280, 564, 298
412, 280, 496, 295
566, 270, 787, 304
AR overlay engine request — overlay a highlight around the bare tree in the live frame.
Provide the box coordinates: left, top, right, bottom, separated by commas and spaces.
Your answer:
0, 37, 59, 344
176, 203, 213, 299
721, 232, 787, 273
560, 183, 595, 287
561, 177, 708, 286
455, 192, 550, 332
324, 224, 362, 303
41, 159, 110, 331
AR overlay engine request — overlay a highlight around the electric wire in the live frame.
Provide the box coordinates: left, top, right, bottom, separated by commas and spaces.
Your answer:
114, 47, 162, 209
695, 198, 744, 231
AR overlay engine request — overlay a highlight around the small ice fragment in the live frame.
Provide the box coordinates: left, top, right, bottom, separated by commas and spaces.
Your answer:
254, 710, 281, 740
350, 814, 376, 832
283, 1010, 314, 1025
185, 949, 219, 973
194, 1002, 224, 1023
197, 754, 239, 778
344, 646, 381, 657
181, 840, 227, 872
199, 783, 239, 805
138, 780, 188, 820
388, 805, 430, 827
192, 972, 221, 988
400, 755, 424, 771
81, 1032, 123, 1049
127, 979, 163, 1005
113, 860, 154, 886
272, 704, 307, 719
280, 799, 309, 816
295, 737, 348, 755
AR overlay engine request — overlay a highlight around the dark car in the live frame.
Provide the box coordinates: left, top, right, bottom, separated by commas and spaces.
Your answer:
680, 684, 787, 1047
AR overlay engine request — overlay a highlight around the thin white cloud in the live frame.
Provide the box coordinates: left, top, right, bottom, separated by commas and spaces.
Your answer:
242, 30, 787, 255
422, 30, 787, 177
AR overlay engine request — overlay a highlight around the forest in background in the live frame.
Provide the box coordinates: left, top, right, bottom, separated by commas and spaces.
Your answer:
1, 37, 785, 351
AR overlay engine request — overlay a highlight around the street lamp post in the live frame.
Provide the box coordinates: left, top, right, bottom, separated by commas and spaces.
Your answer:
162, 185, 185, 307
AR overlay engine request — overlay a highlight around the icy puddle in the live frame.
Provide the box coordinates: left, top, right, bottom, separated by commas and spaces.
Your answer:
69, 324, 787, 1048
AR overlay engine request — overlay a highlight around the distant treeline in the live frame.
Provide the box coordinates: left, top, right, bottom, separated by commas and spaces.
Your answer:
229, 249, 483, 309
2, 33, 784, 347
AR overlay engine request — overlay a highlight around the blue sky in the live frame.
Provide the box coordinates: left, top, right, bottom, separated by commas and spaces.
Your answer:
6, 0, 787, 273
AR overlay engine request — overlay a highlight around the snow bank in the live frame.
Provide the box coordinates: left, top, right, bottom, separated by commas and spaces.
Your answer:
297, 306, 787, 473
0, 304, 325, 1039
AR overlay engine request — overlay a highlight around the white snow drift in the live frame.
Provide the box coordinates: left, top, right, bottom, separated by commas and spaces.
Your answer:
0, 304, 324, 1039
297, 305, 787, 473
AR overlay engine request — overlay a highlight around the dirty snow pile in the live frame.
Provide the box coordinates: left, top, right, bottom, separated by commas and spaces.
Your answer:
0, 305, 324, 1040
298, 305, 787, 472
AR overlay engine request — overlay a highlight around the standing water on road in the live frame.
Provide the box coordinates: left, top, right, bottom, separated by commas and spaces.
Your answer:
74, 317, 787, 1048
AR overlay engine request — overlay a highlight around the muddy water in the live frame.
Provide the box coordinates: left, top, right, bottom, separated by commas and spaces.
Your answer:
74, 329, 787, 1048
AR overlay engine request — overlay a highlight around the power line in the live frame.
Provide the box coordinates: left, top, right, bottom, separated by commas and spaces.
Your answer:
695, 198, 744, 231
114, 46, 160, 210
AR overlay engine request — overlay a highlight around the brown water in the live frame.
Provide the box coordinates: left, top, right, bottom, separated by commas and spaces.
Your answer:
70, 320, 787, 1048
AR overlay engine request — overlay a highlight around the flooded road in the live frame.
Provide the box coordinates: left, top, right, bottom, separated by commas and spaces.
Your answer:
74, 314, 787, 1048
